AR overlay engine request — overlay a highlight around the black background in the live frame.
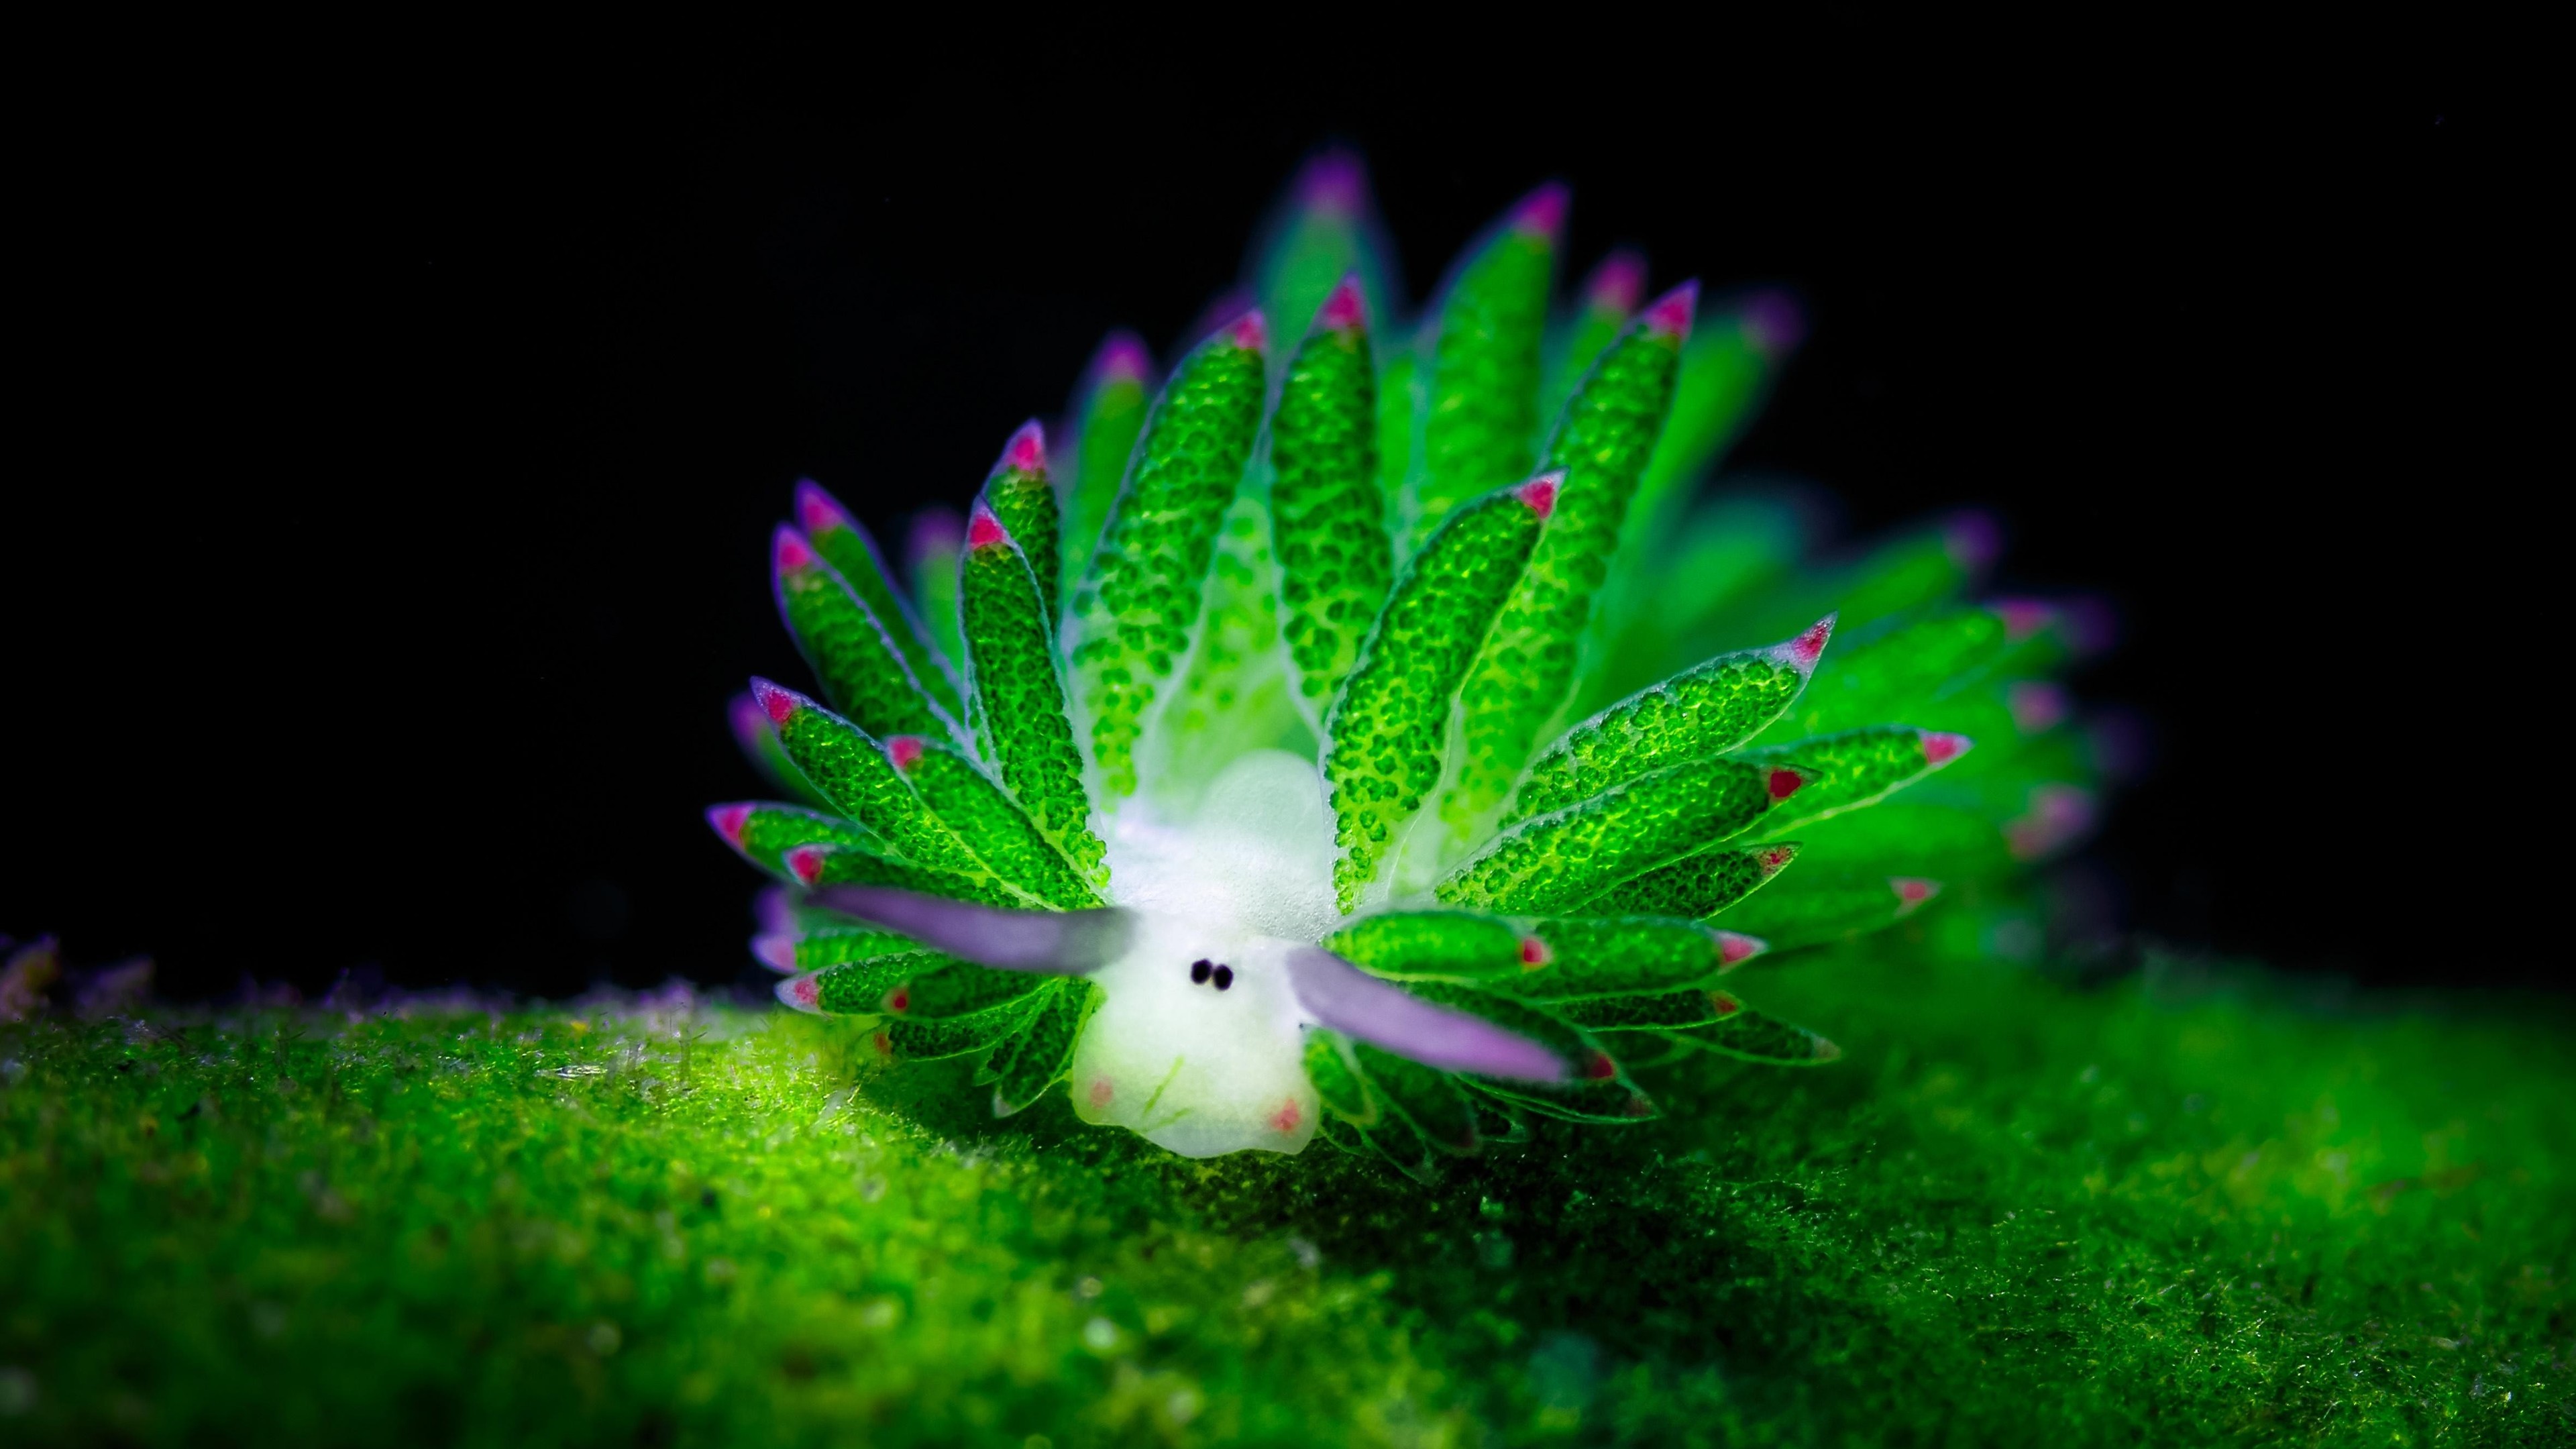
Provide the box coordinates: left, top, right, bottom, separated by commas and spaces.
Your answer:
4, 36, 2550, 999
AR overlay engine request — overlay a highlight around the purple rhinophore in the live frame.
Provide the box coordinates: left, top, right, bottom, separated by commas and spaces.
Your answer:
1283, 948, 1568, 1084
809, 886, 1130, 973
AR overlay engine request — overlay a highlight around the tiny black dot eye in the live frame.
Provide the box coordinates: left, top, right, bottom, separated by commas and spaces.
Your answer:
1189, 959, 1212, 984
1212, 965, 1234, 991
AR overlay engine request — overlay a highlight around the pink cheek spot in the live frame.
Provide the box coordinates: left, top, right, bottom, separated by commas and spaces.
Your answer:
1518, 935, 1552, 969
755, 681, 796, 727
1919, 731, 1973, 767
885, 985, 910, 1014
1786, 615, 1835, 669
786, 847, 825, 885
1087, 1077, 1114, 1108
885, 735, 925, 771
1709, 991, 1741, 1018
1517, 472, 1562, 517
1715, 932, 1764, 966
1317, 272, 1367, 330
1002, 421, 1046, 474
708, 804, 752, 845
1890, 877, 1941, 915
1584, 1051, 1617, 1082
1642, 280, 1699, 339
872, 1031, 894, 1057
1767, 769, 1803, 802
1226, 309, 1269, 354
1759, 846, 1798, 873
1270, 1098, 1304, 1134
966, 503, 1009, 550
773, 529, 815, 571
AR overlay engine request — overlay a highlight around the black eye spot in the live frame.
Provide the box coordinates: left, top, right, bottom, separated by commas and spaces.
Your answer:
1189, 959, 1212, 984
1212, 965, 1234, 991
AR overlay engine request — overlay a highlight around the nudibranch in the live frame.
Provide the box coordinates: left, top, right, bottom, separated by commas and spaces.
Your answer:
709, 154, 2100, 1175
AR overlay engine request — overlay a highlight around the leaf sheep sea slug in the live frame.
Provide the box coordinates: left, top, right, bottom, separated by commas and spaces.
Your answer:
708, 154, 2101, 1176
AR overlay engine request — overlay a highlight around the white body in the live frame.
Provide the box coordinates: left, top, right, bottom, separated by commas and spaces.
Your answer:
1069, 750, 1337, 1157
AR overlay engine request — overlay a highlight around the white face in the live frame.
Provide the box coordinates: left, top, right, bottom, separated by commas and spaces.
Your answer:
1069, 751, 1338, 1158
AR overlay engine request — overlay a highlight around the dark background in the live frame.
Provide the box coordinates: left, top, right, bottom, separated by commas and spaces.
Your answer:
5, 39, 2550, 999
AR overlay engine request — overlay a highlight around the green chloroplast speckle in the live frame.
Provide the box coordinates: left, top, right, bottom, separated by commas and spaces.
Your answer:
958, 493, 1104, 888
1067, 314, 1267, 799
1270, 274, 1391, 723
703, 155, 2108, 1175
1403, 184, 1563, 548
1442, 289, 1694, 849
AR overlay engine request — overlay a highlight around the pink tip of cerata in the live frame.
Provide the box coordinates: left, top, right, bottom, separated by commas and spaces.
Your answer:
1295, 150, 1368, 215
1510, 181, 1569, 241
885, 735, 926, 771
884, 984, 910, 1014
2005, 784, 2098, 861
784, 846, 828, 885
906, 508, 963, 562
1094, 331, 1152, 385
1766, 767, 1804, 802
966, 500, 1010, 550
1316, 272, 1367, 331
1708, 991, 1742, 1018
1715, 932, 1766, 966
1269, 1097, 1305, 1134
777, 973, 821, 1012
1002, 419, 1046, 474
751, 678, 796, 727
1758, 845, 1799, 873
1584, 250, 1647, 315
2008, 681, 2070, 735
794, 480, 849, 537
707, 804, 753, 846
772, 526, 816, 572
1517, 935, 1552, 969
1944, 511, 2003, 572
1087, 1077, 1113, 1107
1516, 470, 1563, 518
751, 933, 798, 972
1583, 1050, 1617, 1081
1890, 877, 1941, 914
1642, 280, 1699, 339
1782, 614, 1836, 672
1741, 289, 1807, 358
1919, 731, 1974, 767
1990, 597, 2057, 641
1226, 309, 1269, 354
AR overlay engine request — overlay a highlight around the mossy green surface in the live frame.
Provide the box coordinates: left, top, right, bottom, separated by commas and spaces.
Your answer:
5, 947, 2571, 1446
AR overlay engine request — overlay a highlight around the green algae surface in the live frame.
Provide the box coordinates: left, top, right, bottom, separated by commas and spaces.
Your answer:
4, 948, 2570, 1446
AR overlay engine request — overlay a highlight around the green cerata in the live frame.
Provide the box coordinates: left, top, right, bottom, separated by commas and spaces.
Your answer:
708, 154, 2102, 1177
